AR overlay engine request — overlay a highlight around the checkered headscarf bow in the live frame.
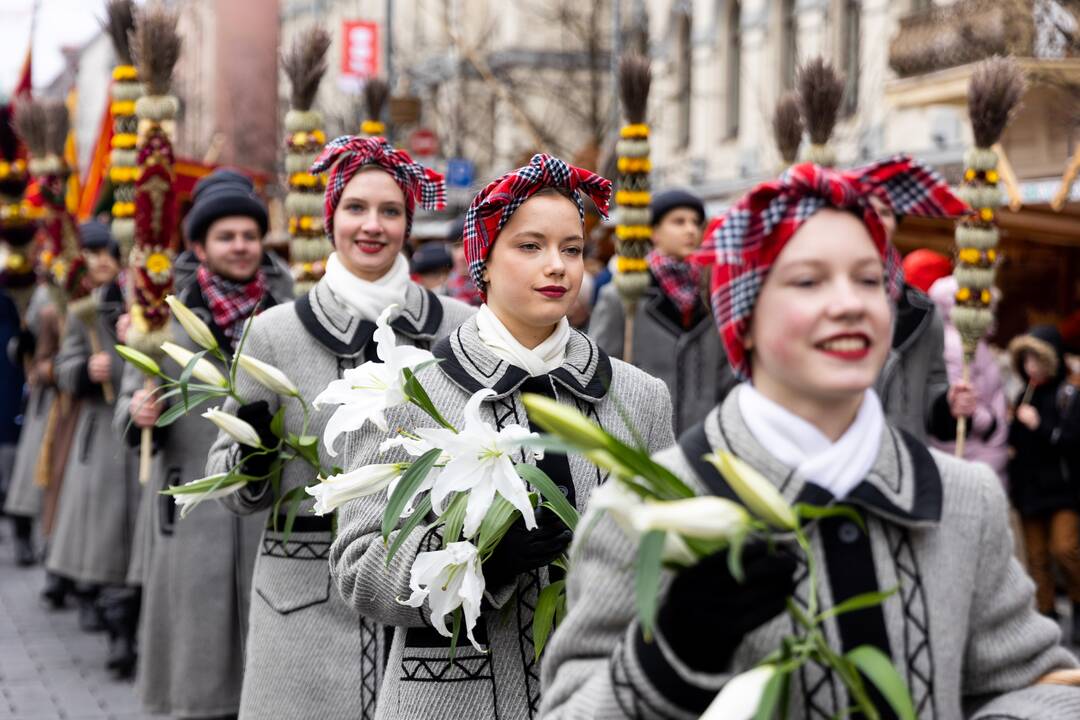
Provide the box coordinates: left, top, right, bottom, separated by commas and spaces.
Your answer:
310, 135, 446, 241
696, 154, 969, 379
463, 153, 612, 296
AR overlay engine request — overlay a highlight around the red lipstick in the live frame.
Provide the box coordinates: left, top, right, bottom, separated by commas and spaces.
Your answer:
536, 286, 568, 299
816, 333, 871, 361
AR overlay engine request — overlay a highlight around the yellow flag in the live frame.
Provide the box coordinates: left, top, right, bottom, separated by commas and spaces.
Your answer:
64, 88, 80, 215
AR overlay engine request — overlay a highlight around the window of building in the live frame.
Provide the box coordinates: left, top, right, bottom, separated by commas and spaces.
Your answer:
726, 0, 741, 139
781, 0, 798, 91
841, 0, 860, 116
676, 10, 693, 148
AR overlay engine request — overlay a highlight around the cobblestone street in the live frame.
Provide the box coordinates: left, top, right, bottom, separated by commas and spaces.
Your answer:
0, 541, 163, 720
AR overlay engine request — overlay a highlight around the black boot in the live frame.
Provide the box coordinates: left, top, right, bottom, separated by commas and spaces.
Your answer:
75, 585, 105, 632
11, 516, 36, 567
100, 586, 140, 678
40, 572, 74, 610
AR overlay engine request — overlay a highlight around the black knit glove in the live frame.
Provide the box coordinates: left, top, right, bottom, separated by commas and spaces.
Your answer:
656, 541, 797, 673
236, 400, 278, 479
482, 506, 572, 590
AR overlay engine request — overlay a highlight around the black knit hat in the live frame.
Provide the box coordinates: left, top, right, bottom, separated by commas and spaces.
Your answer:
411, 241, 453, 274
650, 188, 705, 226
79, 220, 119, 259
184, 168, 269, 243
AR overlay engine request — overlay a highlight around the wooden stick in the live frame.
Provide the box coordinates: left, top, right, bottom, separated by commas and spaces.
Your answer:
1051, 143, 1080, 212
85, 329, 115, 404
955, 359, 971, 458
33, 401, 61, 489
1038, 668, 1080, 686
1021, 381, 1034, 407
622, 304, 636, 364
991, 142, 1023, 212
138, 377, 154, 485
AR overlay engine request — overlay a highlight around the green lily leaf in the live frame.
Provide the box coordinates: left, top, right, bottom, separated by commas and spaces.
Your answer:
516, 464, 579, 532
846, 645, 916, 720
794, 503, 866, 532
753, 666, 789, 720
635, 530, 666, 640
385, 495, 433, 565
382, 448, 441, 541
154, 390, 220, 427
270, 406, 286, 440
402, 367, 456, 431
177, 349, 209, 409
441, 492, 468, 545
532, 579, 566, 660
817, 587, 898, 624
476, 496, 521, 556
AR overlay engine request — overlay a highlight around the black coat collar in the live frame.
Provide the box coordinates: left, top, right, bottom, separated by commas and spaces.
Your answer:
641, 271, 710, 335
431, 315, 612, 402
180, 274, 282, 355
296, 278, 444, 358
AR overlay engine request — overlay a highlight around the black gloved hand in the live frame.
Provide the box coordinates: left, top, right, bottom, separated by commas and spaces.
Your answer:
656, 541, 797, 673
235, 400, 278, 479
482, 506, 573, 590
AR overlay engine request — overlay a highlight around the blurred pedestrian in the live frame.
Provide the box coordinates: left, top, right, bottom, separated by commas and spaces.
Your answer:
410, 240, 453, 293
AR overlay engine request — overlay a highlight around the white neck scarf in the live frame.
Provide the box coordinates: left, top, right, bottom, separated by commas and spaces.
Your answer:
737, 384, 884, 500
322, 251, 410, 323
475, 304, 570, 378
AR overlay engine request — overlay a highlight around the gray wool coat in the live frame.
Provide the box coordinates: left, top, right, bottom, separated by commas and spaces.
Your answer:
46, 282, 141, 586
115, 275, 291, 718
589, 280, 736, 437
877, 286, 952, 443
539, 386, 1080, 719
329, 316, 676, 720
205, 277, 475, 720
4, 285, 55, 518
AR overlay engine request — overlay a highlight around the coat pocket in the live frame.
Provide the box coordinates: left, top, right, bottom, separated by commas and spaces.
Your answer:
398, 623, 497, 718
254, 526, 333, 615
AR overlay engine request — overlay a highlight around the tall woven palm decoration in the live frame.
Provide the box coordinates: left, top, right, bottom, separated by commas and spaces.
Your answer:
282, 26, 331, 295
796, 57, 844, 167
1, 102, 40, 317
128, 3, 182, 481
613, 53, 652, 363
953, 56, 1025, 455
102, 0, 141, 261
360, 77, 389, 137
773, 91, 804, 170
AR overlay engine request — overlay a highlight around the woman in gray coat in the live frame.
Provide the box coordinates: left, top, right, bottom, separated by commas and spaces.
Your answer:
540, 159, 1080, 719
329, 155, 675, 720
116, 170, 295, 718
589, 189, 735, 436
205, 137, 473, 720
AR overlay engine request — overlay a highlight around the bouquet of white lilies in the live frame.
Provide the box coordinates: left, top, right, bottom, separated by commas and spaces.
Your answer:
522, 395, 916, 720
117, 295, 328, 526
306, 306, 578, 657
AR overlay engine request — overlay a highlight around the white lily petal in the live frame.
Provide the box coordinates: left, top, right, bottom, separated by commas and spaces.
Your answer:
630, 496, 750, 540
492, 456, 536, 530
202, 407, 262, 448
321, 402, 386, 456
166, 295, 218, 351
700, 665, 777, 720
237, 354, 300, 396
160, 341, 228, 388
398, 542, 486, 651
304, 463, 404, 516
462, 472, 498, 539
708, 452, 798, 531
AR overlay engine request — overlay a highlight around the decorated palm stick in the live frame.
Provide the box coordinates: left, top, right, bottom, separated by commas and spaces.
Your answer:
361, 77, 390, 137
127, 4, 182, 483
796, 58, 844, 168
282, 26, 331, 295
613, 53, 652, 364
1052, 143, 1080, 211
102, 0, 141, 261
1, 103, 41, 317
953, 56, 1025, 456
773, 91, 804, 170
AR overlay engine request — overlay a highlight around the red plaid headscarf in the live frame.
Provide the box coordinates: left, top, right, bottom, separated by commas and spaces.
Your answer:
309, 136, 446, 241
463, 154, 612, 297
695, 155, 969, 379
196, 265, 266, 345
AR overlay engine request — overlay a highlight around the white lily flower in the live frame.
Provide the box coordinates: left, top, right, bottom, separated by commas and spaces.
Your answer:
168, 474, 246, 519
400, 541, 486, 652
313, 305, 435, 456
165, 294, 218, 351
237, 353, 300, 397
379, 435, 446, 517
417, 389, 539, 538
588, 481, 697, 566
706, 452, 798, 531
203, 407, 263, 448
700, 664, 778, 720
630, 496, 750, 540
160, 341, 229, 388
305, 463, 408, 516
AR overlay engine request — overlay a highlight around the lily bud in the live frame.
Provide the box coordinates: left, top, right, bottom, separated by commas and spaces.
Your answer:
631, 496, 750, 540
522, 393, 611, 451
202, 407, 263, 448
165, 294, 218, 351
160, 342, 229, 388
237, 353, 300, 397
701, 664, 778, 720
305, 463, 406, 516
115, 344, 161, 377
706, 452, 798, 531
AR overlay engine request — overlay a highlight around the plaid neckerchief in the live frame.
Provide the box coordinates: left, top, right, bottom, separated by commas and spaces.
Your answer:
196, 265, 267, 344
446, 271, 483, 307
309, 135, 446, 240
462, 153, 611, 298
694, 154, 969, 379
647, 249, 701, 326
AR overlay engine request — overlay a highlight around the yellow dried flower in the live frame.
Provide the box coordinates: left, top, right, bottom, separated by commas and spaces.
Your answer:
617, 157, 652, 173
955, 287, 972, 302
958, 248, 981, 264
112, 65, 138, 81
616, 257, 649, 273
111, 133, 138, 150
985, 169, 999, 184
964, 168, 976, 181
980, 289, 992, 305
146, 252, 171, 275
979, 207, 994, 222
620, 123, 650, 139
615, 190, 651, 206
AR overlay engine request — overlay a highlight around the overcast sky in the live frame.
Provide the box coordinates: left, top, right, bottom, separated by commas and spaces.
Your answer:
0, 0, 108, 99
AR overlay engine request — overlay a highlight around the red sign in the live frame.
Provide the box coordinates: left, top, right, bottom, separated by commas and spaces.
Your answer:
341, 20, 379, 80
409, 128, 439, 157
